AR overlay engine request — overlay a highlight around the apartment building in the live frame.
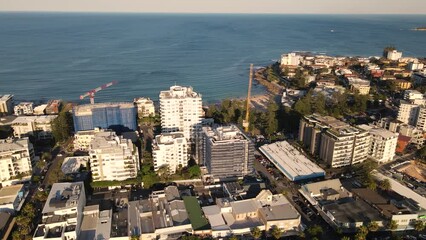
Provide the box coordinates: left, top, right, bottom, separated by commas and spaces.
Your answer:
385, 49, 403, 61
73, 102, 137, 132
359, 125, 398, 163
13, 102, 34, 116
299, 115, 370, 168
73, 128, 115, 151
415, 106, 426, 131
11, 115, 57, 139
280, 52, 301, 66
45, 99, 62, 115
201, 124, 254, 180
346, 77, 370, 95
33, 182, 86, 240
0, 95, 13, 115
134, 97, 155, 118
152, 132, 188, 174
0, 138, 34, 186
202, 190, 300, 238
159, 85, 203, 142
89, 131, 139, 181
397, 100, 421, 125
404, 90, 424, 101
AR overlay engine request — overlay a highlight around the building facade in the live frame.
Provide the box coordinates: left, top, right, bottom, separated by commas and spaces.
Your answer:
0, 95, 13, 116
201, 125, 254, 180
89, 131, 139, 181
0, 138, 34, 186
299, 115, 370, 168
386, 50, 403, 61
152, 133, 188, 174
11, 115, 57, 139
397, 100, 421, 125
159, 85, 203, 142
13, 102, 34, 116
134, 97, 155, 118
359, 125, 398, 163
280, 52, 301, 66
73, 102, 137, 132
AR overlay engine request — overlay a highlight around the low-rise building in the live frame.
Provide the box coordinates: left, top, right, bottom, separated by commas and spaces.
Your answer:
89, 131, 139, 181
259, 141, 325, 182
13, 102, 34, 116
152, 132, 188, 174
202, 190, 300, 238
134, 97, 155, 118
0, 138, 34, 186
393, 79, 412, 90
0, 184, 26, 213
11, 115, 57, 139
413, 71, 426, 86
407, 61, 424, 71
45, 99, 62, 115
346, 77, 370, 95
358, 125, 398, 163
34, 182, 86, 240
33, 104, 48, 115
0, 95, 14, 116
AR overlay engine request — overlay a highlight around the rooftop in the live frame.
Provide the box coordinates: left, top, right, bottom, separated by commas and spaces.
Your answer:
183, 196, 210, 231
259, 204, 300, 221
0, 184, 24, 205
259, 141, 325, 181
73, 102, 135, 114
323, 198, 384, 223
42, 182, 84, 214
0, 95, 13, 101
230, 199, 259, 214
302, 179, 344, 196
203, 124, 249, 143
0, 138, 30, 153
159, 85, 201, 99
11, 115, 57, 124
358, 125, 398, 139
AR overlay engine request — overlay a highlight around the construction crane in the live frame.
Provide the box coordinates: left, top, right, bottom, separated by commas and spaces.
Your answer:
80, 81, 118, 104
243, 64, 253, 132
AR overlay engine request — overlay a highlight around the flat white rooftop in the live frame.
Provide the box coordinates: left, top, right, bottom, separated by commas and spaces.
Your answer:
259, 141, 325, 181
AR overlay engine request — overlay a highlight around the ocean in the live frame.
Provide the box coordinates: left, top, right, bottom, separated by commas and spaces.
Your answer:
0, 13, 425, 104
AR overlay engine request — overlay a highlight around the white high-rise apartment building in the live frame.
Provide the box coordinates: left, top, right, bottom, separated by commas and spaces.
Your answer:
280, 52, 301, 66
152, 133, 188, 174
89, 132, 139, 181
73, 128, 115, 151
397, 101, 420, 125
0, 95, 13, 115
159, 85, 203, 142
386, 50, 402, 61
359, 125, 398, 163
11, 115, 57, 139
416, 107, 426, 131
0, 138, 34, 185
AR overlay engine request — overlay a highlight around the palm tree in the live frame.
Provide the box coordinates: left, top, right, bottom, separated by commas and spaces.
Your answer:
270, 225, 283, 240
414, 220, 425, 232
379, 179, 391, 191
250, 226, 262, 239
229, 235, 238, 240
367, 221, 379, 232
387, 220, 398, 230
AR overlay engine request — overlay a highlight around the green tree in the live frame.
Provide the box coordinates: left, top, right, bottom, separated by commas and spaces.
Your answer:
52, 110, 73, 143
188, 165, 201, 178
367, 221, 379, 232
229, 235, 238, 240
181, 236, 201, 240
387, 220, 398, 230
250, 226, 262, 239
341, 236, 351, 240
265, 102, 279, 136
414, 220, 425, 232
157, 165, 170, 181
306, 225, 323, 237
379, 179, 391, 191
270, 225, 283, 240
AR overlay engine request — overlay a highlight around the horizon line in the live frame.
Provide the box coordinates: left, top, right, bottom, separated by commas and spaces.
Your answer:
1, 10, 426, 16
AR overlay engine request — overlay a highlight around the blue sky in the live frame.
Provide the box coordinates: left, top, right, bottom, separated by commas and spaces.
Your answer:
1, 0, 426, 14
